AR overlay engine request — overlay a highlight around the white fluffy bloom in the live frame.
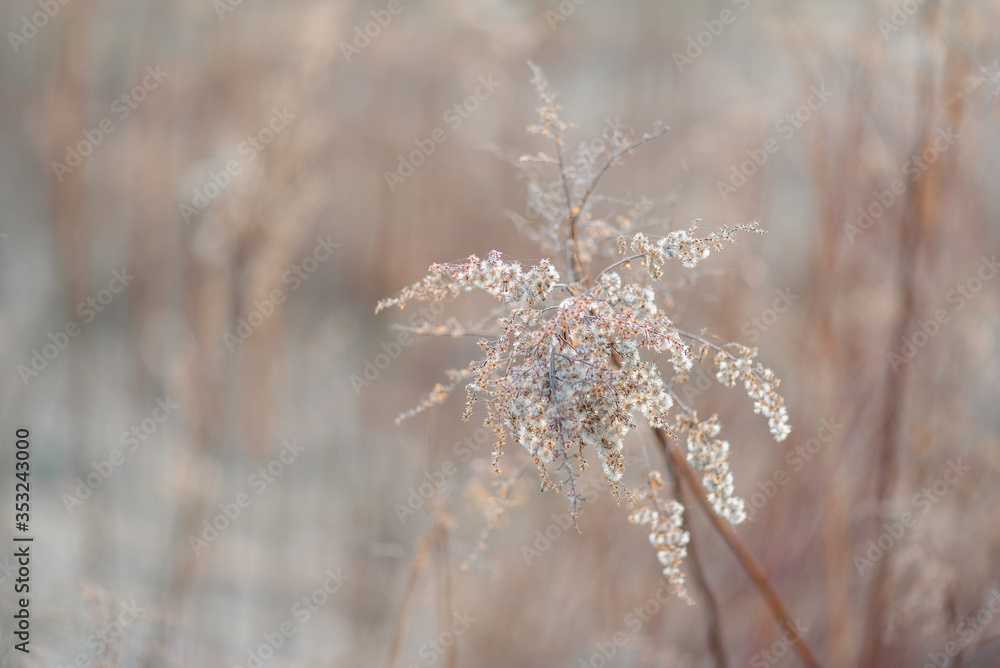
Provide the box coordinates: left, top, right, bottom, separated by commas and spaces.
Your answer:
375, 251, 558, 313
681, 414, 747, 525
714, 350, 790, 442
467, 251, 560, 309
630, 496, 691, 601
624, 222, 762, 279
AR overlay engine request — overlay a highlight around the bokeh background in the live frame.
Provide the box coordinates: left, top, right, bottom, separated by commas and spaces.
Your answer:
1, 0, 999, 666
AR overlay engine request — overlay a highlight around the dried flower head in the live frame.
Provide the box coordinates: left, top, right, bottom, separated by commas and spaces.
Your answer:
378, 64, 790, 598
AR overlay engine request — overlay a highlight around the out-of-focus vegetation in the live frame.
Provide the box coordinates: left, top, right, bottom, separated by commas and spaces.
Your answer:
1, 0, 999, 666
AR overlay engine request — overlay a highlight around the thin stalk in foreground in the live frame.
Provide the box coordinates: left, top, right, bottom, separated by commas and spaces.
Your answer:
665, 458, 729, 668
653, 427, 825, 668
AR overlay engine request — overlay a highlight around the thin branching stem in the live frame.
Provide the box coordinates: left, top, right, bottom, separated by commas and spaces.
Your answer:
571, 129, 670, 229
595, 253, 646, 281
554, 136, 580, 284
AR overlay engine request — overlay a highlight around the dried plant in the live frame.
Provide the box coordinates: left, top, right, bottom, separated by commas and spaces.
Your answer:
378, 63, 811, 659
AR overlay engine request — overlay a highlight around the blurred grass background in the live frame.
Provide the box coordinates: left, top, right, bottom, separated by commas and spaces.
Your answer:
1, 0, 999, 666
